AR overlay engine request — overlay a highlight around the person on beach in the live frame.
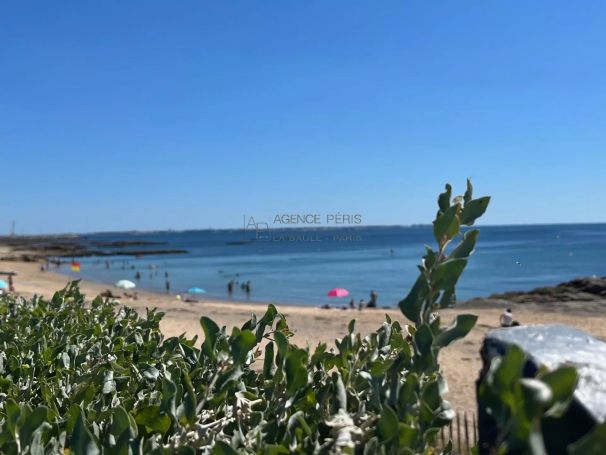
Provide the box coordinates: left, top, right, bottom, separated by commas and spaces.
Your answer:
8, 275, 14, 292
135, 271, 141, 281
349, 298, 355, 309
227, 280, 234, 297
245, 281, 251, 299
368, 290, 378, 308
500, 308, 520, 327
165, 280, 170, 294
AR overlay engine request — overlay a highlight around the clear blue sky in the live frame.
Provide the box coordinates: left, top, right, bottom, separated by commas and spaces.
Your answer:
2, 1, 605, 234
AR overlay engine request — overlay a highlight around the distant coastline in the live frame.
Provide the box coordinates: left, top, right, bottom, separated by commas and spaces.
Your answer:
4, 221, 606, 238
0, 234, 187, 262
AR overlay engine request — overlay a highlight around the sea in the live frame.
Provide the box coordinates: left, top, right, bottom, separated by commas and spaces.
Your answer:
66, 224, 606, 307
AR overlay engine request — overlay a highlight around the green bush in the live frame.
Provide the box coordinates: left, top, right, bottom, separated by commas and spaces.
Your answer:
0, 181, 489, 454
478, 344, 606, 454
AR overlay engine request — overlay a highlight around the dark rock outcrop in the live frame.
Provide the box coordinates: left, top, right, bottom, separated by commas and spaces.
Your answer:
487, 276, 606, 303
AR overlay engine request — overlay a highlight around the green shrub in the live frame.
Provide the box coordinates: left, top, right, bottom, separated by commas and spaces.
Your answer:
0, 181, 489, 454
478, 343, 606, 454
478, 345, 578, 454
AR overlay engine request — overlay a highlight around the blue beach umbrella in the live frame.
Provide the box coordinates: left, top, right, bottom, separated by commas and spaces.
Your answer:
187, 287, 206, 294
0, 280, 7, 290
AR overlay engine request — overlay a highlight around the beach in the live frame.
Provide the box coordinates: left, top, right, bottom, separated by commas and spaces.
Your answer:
3, 245, 606, 415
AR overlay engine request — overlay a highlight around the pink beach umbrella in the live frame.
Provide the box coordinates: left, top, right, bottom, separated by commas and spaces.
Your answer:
327, 288, 349, 298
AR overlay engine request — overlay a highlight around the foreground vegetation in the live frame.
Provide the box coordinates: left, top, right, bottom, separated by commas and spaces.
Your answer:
0, 181, 586, 454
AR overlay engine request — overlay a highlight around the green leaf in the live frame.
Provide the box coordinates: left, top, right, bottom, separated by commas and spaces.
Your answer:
5, 398, 21, 437
102, 370, 116, 395
431, 258, 467, 291
398, 423, 418, 446
398, 373, 419, 412
212, 440, 240, 454
520, 378, 552, 418
263, 341, 275, 378
110, 406, 131, 437
541, 366, 578, 417
200, 316, 221, 359
423, 427, 441, 445
61, 351, 70, 369
370, 358, 395, 377
284, 349, 308, 395
135, 405, 171, 435
433, 203, 461, 245
421, 380, 441, 411
263, 445, 290, 455
435, 314, 478, 348
437, 183, 452, 214
176, 447, 196, 455
414, 324, 435, 371
334, 373, 347, 410
274, 331, 288, 360
463, 178, 473, 204
71, 414, 100, 455
399, 275, 429, 324
181, 372, 197, 426
449, 229, 479, 259
230, 329, 257, 364
460, 196, 490, 225
255, 304, 278, 342
30, 425, 51, 455
142, 366, 160, 381
568, 422, 606, 455
161, 376, 178, 419
423, 246, 438, 269
377, 405, 399, 441
19, 406, 49, 448
496, 346, 525, 387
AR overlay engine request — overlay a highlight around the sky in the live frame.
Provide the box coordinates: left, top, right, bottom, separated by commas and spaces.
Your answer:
1, 1, 605, 234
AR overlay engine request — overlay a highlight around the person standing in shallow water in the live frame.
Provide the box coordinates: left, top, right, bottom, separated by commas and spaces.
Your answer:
227, 280, 234, 297
368, 290, 378, 308
245, 281, 251, 299
165, 280, 170, 294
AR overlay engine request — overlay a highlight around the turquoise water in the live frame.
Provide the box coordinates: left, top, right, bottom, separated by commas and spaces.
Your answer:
65, 224, 606, 307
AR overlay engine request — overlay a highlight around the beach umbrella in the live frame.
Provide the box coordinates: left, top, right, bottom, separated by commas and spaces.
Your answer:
0, 280, 7, 290
115, 279, 136, 289
327, 288, 349, 298
187, 287, 206, 294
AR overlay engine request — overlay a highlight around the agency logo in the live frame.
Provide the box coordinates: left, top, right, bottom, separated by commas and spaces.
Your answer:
242, 214, 363, 242
244, 216, 270, 241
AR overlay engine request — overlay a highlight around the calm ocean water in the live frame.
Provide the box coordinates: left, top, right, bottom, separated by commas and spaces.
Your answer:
67, 224, 606, 307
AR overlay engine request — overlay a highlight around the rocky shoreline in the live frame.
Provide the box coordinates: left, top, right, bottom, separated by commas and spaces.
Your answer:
461, 276, 606, 315
0, 234, 187, 262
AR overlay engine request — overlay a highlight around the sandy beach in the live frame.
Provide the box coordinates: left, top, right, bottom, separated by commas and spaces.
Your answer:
2, 246, 606, 415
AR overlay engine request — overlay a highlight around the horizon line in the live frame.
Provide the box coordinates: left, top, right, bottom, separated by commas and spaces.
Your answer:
3, 221, 606, 238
